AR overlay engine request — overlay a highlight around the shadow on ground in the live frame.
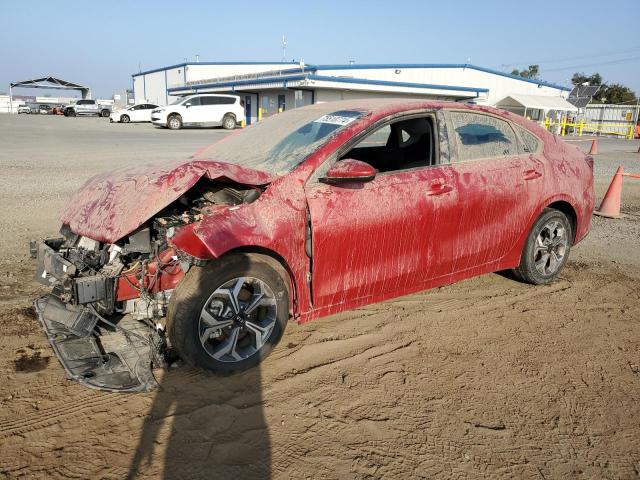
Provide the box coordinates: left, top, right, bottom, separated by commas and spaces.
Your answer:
126, 367, 270, 479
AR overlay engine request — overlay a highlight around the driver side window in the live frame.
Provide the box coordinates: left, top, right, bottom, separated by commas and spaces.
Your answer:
338, 115, 437, 173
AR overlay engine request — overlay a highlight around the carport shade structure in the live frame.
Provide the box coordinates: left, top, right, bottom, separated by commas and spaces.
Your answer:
496, 93, 577, 118
8, 77, 91, 113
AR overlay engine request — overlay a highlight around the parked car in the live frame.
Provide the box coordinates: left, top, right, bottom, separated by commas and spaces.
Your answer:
17, 105, 31, 114
64, 99, 111, 117
32, 99, 594, 392
39, 105, 52, 115
151, 94, 244, 130
110, 103, 159, 123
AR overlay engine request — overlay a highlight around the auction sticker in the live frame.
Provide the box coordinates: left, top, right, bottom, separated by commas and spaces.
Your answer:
314, 110, 362, 126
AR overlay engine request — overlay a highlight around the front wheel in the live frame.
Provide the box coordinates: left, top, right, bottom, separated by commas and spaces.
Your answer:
167, 254, 289, 374
120, 114, 130, 123
513, 209, 572, 285
167, 114, 182, 130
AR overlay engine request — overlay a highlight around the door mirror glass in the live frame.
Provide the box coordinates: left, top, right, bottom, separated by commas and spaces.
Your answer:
320, 159, 376, 184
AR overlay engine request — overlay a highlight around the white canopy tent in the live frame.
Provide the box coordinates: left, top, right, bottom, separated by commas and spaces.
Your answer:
496, 94, 577, 121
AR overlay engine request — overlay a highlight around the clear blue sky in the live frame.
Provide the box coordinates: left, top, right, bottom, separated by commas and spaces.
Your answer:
2, 0, 639, 99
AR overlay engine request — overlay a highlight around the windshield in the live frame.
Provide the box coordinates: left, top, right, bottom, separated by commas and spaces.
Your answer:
193, 106, 366, 175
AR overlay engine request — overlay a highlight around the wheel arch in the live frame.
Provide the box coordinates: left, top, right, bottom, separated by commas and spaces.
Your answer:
510, 194, 582, 266
546, 200, 577, 241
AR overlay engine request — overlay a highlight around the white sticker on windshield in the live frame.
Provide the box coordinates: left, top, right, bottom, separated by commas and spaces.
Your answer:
314, 114, 358, 126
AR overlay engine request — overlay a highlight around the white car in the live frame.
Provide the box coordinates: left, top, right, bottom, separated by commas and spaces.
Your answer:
151, 94, 244, 130
17, 105, 31, 114
110, 103, 159, 123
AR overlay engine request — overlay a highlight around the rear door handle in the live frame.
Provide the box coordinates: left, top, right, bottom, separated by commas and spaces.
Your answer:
523, 169, 542, 180
426, 182, 453, 196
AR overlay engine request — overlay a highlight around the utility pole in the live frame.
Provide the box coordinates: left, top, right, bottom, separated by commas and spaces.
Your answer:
282, 35, 287, 63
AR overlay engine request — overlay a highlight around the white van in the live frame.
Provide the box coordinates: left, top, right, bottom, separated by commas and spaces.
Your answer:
151, 94, 244, 130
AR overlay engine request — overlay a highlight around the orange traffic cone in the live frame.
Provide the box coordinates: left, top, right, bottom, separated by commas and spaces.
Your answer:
594, 166, 624, 218
589, 139, 598, 155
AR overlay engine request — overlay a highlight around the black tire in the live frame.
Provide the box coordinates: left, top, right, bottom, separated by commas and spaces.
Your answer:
167, 114, 182, 130
222, 113, 236, 130
100, 109, 110, 117
167, 253, 289, 374
120, 114, 130, 123
513, 208, 572, 285
66, 109, 76, 117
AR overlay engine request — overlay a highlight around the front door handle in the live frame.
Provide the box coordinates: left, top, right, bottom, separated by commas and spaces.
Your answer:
523, 169, 543, 180
426, 182, 453, 196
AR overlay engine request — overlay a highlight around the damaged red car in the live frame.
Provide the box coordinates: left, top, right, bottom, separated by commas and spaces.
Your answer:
32, 99, 594, 392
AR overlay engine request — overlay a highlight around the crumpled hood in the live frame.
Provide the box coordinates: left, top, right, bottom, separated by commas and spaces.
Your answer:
61, 159, 275, 244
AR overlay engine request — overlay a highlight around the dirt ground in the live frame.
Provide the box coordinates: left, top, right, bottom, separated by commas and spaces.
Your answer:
1, 115, 639, 479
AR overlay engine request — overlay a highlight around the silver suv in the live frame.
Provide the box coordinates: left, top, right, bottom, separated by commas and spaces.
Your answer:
64, 100, 111, 118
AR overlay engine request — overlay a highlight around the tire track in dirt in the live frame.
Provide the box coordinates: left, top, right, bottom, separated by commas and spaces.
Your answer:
0, 392, 125, 438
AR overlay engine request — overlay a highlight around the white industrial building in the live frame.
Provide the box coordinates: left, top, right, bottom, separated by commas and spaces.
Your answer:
132, 61, 575, 125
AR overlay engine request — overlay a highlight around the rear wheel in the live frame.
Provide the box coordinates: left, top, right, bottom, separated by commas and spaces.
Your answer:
222, 114, 236, 130
167, 254, 289, 374
100, 109, 110, 117
167, 114, 182, 130
120, 114, 130, 123
513, 209, 572, 285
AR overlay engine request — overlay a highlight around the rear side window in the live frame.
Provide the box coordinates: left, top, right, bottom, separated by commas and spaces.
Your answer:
200, 96, 220, 105
449, 111, 517, 162
514, 124, 541, 153
219, 97, 236, 105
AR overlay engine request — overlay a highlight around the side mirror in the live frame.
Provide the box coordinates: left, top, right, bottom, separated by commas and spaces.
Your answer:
320, 159, 377, 185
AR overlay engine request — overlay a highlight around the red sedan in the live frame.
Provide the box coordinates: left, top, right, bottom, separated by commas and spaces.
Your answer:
33, 99, 594, 391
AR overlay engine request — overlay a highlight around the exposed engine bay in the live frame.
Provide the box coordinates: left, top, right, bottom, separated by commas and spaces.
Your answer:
31, 180, 261, 392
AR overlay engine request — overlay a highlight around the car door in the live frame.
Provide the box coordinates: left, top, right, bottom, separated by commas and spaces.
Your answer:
142, 104, 158, 122
304, 112, 460, 310
182, 96, 203, 124
444, 110, 532, 273
200, 96, 223, 124
127, 105, 143, 121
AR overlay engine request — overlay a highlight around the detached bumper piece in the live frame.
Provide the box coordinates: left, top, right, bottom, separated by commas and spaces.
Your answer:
34, 295, 160, 393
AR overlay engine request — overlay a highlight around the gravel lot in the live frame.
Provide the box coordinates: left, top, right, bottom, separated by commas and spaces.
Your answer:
0, 114, 639, 479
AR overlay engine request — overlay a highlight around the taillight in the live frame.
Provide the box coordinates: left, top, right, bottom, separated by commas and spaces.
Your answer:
585, 155, 594, 171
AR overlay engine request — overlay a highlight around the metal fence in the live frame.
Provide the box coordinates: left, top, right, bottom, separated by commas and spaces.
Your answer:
539, 103, 640, 138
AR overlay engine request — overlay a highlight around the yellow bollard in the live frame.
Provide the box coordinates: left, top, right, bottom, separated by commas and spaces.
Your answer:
578, 119, 584, 137
240, 119, 246, 128
258, 107, 263, 121
561, 117, 567, 136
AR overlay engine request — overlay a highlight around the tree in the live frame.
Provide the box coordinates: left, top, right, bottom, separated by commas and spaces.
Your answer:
511, 64, 540, 80
571, 72, 602, 87
571, 72, 637, 104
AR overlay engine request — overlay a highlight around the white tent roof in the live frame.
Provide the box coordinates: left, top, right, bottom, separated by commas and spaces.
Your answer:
497, 94, 578, 112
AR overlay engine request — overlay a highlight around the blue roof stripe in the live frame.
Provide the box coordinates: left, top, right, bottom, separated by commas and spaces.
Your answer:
167, 75, 309, 92
166, 73, 487, 94
307, 75, 488, 93
156, 62, 569, 93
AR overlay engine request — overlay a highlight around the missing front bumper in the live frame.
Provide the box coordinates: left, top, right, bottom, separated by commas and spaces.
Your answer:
34, 295, 160, 393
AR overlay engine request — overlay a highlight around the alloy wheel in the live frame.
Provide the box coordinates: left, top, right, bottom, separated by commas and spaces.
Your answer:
198, 276, 277, 363
533, 220, 568, 276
